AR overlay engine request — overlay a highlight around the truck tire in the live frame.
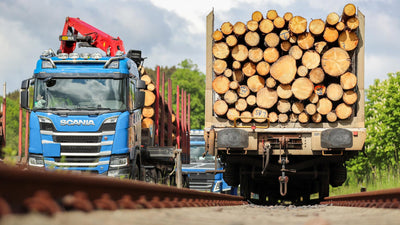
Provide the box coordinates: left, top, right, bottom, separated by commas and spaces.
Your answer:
223, 163, 240, 187
330, 163, 347, 187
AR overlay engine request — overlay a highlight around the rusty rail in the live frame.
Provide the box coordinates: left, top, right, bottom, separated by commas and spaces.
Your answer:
0, 164, 246, 217
321, 188, 400, 208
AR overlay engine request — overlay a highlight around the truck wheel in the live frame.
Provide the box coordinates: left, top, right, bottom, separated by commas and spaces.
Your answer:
319, 165, 330, 201
223, 163, 240, 186
330, 163, 347, 187
239, 166, 251, 200
131, 163, 140, 180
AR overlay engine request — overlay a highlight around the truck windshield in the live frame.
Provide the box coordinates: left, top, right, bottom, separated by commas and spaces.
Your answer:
33, 78, 126, 111
190, 145, 214, 162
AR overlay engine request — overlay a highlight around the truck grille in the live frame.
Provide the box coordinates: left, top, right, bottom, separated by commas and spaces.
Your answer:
60, 146, 101, 153
54, 156, 100, 163
53, 135, 102, 143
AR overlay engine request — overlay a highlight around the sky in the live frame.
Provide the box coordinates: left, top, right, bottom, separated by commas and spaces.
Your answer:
0, 0, 399, 94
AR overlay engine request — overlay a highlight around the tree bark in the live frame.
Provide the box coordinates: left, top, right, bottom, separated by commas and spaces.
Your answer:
277, 84, 293, 99
336, 103, 352, 119
224, 90, 239, 105
212, 76, 230, 94
292, 78, 314, 100
252, 107, 268, 123
289, 16, 307, 34
257, 87, 278, 109
270, 55, 297, 84
245, 31, 260, 47
213, 99, 228, 116
247, 75, 265, 92
321, 47, 350, 77
317, 98, 333, 115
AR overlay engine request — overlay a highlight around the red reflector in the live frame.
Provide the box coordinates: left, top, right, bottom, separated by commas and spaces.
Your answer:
353, 131, 358, 136
251, 125, 256, 130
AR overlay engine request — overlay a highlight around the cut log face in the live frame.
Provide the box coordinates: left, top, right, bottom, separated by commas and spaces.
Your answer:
277, 84, 293, 99
309, 19, 325, 35
213, 59, 228, 75
247, 75, 265, 92
290, 113, 298, 122
280, 29, 290, 41
340, 72, 357, 90
263, 47, 280, 63
144, 90, 156, 107
256, 61, 270, 76
141, 74, 152, 85
305, 103, 317, 115
309, 93, 319, 104
245, 31, 260, 47
212, 76, 230, 94
326, 12, 340, 26
224, 69, 233, 78
297, 65, 308, 77
237, 85, 251, 98
326, 111, 337, 122
274, 17, 285, 29
283, 12, 293, 22
343, 90, 358, 105
143, 106, 155, 118
297, 32, 315, 50
249, 47, 264, 63
266, 77, 277, 88
213, 30, 224, 41
289, 16, 307, 34
289, 45, 303, 60
336, 22, 345, 31
224, 90, 239, 104
242, 62, 257, 77
246, 95, 257, 106
229, 80, 240, 90
259, 19, 274, 34
338, 30, 359, 51
232, 44, 249, 62
343, 3, 356, 17
281, 41, 292, 52
240, 111, 253, 123
321, 47, 350, 77
235, 98, 248, 111
323, 27, 339, 43
147, 83, 155, 91
247, 20, 259, 31
233, 70, 244, 82
336, 103, 352, 119
270, 55, 297, 84
252, 11, 263, 22
292, 102, 304, 114
327, 83, 344, 101
257, 87, 278, 109
267, 10, 278, 20
317, 98, 333, 115
227, 108, 240, 121
298, 112, 309, 123
265, 33, 280, 48
277, 100, 291, 113
278, 113, 289, 123
309, 67, 325, 84
268, 111, 278, 123
213, 99, 228, 116
252, 107, 268, 123
233, 22, 247, 36
221, 22, 233, 35
314, 41, 327, 54
292, 78, 314, 100
232, 61, 241, 70
346, 17, 359, 30
142, 118, 154, 129
302, 50, 320, 69
213, 42, 230, 59
226, 35, 238, 47
312, 113, 322, 123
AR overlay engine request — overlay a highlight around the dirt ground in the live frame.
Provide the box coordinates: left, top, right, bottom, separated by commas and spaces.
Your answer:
1, 204, 400, 225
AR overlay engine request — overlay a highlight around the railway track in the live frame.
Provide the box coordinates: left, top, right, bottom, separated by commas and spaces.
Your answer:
0, 164, 246, 217
321, 188, 400, 208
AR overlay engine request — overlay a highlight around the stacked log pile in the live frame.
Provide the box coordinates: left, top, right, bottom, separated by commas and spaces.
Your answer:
212, 4, 360, 123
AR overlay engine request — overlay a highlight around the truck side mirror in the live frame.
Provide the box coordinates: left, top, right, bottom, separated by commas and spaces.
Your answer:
20, 79, 30, 110
134, 90, 145, 110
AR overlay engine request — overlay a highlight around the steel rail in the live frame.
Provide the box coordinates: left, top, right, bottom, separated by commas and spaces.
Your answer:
0, 164, 246, 216
321, 188, 400, 208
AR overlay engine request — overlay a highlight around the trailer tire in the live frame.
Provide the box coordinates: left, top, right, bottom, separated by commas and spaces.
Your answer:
223, 163, 240, 187
330, 163, 347, 187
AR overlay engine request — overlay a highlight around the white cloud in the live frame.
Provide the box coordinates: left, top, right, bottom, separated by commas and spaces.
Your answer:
365, 53, 400, 88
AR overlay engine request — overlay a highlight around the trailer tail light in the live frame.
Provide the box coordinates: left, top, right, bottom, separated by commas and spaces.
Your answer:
353, 131, 358, 136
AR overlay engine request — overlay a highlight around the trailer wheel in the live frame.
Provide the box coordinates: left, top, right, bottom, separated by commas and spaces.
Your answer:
330, 163, 347, 187
319, 165, 330, 201
223, 163, 240, 186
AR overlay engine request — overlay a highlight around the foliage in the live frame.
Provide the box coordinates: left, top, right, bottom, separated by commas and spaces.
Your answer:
144, 65, 177, 83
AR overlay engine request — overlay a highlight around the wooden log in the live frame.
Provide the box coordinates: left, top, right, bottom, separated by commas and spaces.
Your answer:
266, 77, 276, 88
297, 32, 315, 50
311, 113, 322, 123
340, 72, 357, 90
289, 45, 303, 60
323, 27, 339, 43
247, 75, 265, 92
280, 29, 290, 41
278, 114, 289, 123
213, 30, 224, 41
233, 22, 247, 36
314, 41, 328, 54
224, 68, 233, 78
297, 65, 308, 77
144, 90, 156, 107
221, 22, 233, 35
227, 108, 240, 121
321, 47, 350, 77
240, 111, 253, 123
264, 33, 280, 48
309, 93, 319, 104
226, 34, 238, 47
342, 3, 356, 18
338, 30, 359, 51
143, 106, 155, 118
336, 22, 345, 31
336, 103, 352, 119
142, 118, 154, 129
213, 99, 228, 116
245, 31, 260, 47
242, 62, 256, 77
289, 35, 297, 44
309, 67, 325, 84
281, 41, 291, 52
292, 78, 314, 100
267, 10, 278, 20
257, 87, 278, 109
246, 95, 256, 106
212, 76, 230, 94
289, 16, 307, 34
309, 19, 325, 36
232, 61, 241, 70
263, 47, 280, 63
292, 102, 304, 114
302, 50, 320, 69
290, 113, 298, 122
277, 100, 291, 113
141, 74, 152, 85
259, 19, 274, 34
224, 90, 239, 105
305, 103, 317, 115
270, 55, 297, 84
343, 90, 358, 105
283, 12, 293, 22
229, 80, 240, 90
252, 108, 268, 123
213, 42, 230, 59
237, 85, 251, 98
274, 17, 285, 29
256, 61, 270, 76
327, 83, 343, 101
298, 112, 309, 123
346, 17, 359, 30
231, 44, 248, 62
247, 20, 259, 32
233, 70, 244, 82
249, 47, 264, 63
235, 98, 248, 112
147, 83, 155, 91
277, 84, 293, 99
252, 11, 263, 22
269, 111, 278, 123
317, 98, 332, 115
326, 111, 337, 122
213, 59, 227, 75
326, 12, 340, 26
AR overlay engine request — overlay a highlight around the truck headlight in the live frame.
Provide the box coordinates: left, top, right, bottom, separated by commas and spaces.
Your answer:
28, 154, 44, 167
110, 155, 129, 167
213, 180, 223, 193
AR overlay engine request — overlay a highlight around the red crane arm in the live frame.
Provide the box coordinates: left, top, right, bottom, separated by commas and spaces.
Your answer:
59, 17, 125, 56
